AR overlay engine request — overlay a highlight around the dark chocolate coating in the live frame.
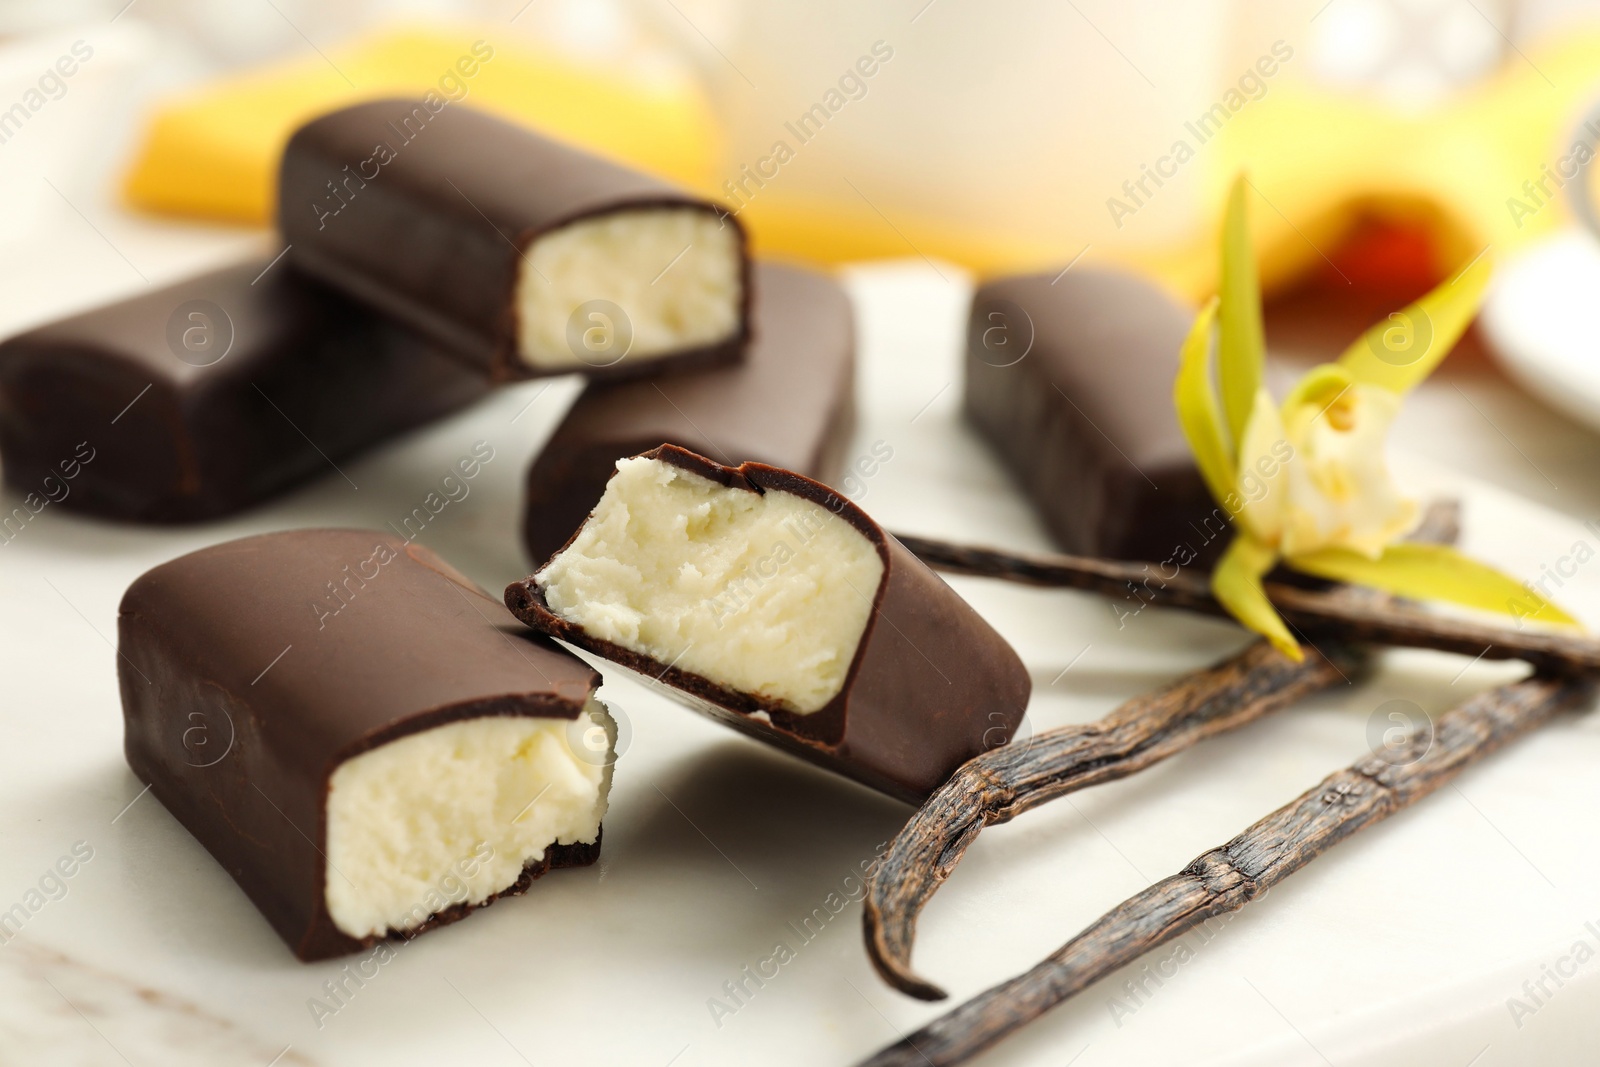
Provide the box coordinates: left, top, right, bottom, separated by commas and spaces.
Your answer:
280, 99, 751, 381
119, 529, 601, 961
0, 259, 488, 523
523, 261, 856, 563
506, 446, 1032, 805
964, 269, 1220, 564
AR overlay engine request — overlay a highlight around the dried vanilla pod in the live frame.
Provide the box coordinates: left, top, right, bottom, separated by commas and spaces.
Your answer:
866, 501, 1459, 998
893, 516, 1600, 675
859, 671, 1598, 1067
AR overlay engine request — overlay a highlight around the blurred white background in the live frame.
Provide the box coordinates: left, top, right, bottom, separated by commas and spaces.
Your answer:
6, 0, 1600, 256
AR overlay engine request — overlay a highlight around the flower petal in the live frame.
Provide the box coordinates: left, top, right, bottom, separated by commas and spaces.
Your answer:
1219, 175, 1266, 446
1277, 383, 1420, 559
1279, 363, 1354, 421
1174, 296, 1235, 505
1212, 533, 1302, 660
1233, 387, 1289, 547
1286, 542, 1582, 629
1336, 252, 1493, 395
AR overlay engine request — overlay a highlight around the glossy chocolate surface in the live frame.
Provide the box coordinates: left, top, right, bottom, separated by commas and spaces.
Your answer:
965, 269, 1218, 564
119, 529, 600, 961
508, 446, 1031, 804
280, 99, 750, 381
0, 259, 488, 523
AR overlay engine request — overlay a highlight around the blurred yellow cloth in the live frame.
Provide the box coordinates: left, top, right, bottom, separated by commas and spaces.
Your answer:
122, 26, 719, 225
738, 29, 1600, 298
1133, 27, 1600, 299
124, 25, 1600, 301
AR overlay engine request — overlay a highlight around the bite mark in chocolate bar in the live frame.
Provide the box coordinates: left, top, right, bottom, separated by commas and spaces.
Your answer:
119, 530, 614, 960
280, 99, 750, 381
507, 446, 1031, 804
522, 260, 856, 564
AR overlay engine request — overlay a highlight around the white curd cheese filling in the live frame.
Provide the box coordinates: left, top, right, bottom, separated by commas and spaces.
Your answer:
535, 457, 884, 714
324, 701, 614, 939
516, 209, 741, 371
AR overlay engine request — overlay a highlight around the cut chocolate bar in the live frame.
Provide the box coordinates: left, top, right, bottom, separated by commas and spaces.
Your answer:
0, 259, 488, 523
523, 261, 856, 563
280, 99, 750, 381
965, 268, 1218, 563
506, 446, 1031, 804
119, 530, 614, 961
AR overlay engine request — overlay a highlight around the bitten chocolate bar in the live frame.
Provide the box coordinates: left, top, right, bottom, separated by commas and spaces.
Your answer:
119, 530, 615, 961
281, 99, 750, 381
523, 261, 856, 563
965, 268, 1217, 563
506, 446, 1031, 804
0, 259, 488, 523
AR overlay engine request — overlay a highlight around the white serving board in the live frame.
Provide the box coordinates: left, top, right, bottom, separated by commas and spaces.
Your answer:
4, 230, 1600, 1067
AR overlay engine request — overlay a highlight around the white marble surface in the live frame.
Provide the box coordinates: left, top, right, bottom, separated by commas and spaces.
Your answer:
4, 215, 1600, 1065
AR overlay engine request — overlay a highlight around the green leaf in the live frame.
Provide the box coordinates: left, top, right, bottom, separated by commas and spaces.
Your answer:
1218, 175, 1265, 447
1174, 296, 1235, 505
1287, 542, 1581, 629
1337, 252, 1493, 395
1212, 533, 1302, 660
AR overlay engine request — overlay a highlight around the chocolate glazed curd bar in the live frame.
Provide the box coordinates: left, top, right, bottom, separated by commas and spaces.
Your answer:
523, 261, 856, 563
507, 446, 1032, 804
0, 259, 489, 523
119, 530, 615, 961
280, 99, 751, 381
965, 268, 1218, 563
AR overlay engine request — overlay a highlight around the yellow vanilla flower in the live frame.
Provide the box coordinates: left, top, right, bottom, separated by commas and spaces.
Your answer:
1174, 175, 1579, 660
1235, 377, 1418, 559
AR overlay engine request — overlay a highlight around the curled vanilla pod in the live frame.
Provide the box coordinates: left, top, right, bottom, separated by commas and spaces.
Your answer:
858, 671, 1599, 1067
864, 502, 1459, 999
864, 638, 1362, 999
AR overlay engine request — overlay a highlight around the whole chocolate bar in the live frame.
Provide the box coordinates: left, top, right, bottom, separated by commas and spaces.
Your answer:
507, 446, 1031, 804
523, 261, 856, 563
965, 268, 1218, 563
0, 259, 488, 523
280, 99, 750, 381
120, 530, 615, 961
